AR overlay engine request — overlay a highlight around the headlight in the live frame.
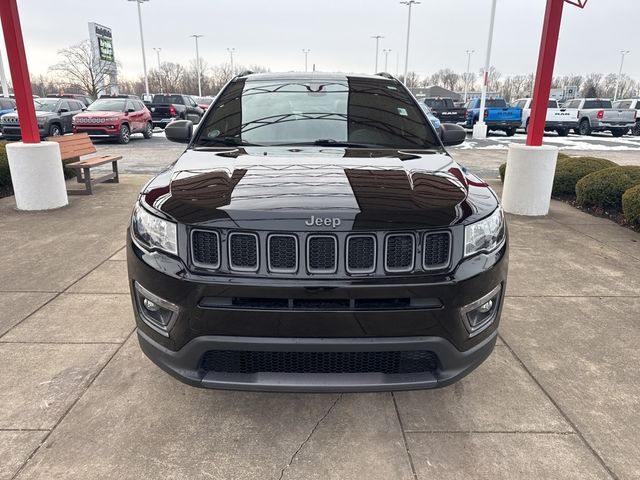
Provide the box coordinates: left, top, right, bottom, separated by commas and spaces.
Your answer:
464, 207, 505, 257
131, 202, 177, 255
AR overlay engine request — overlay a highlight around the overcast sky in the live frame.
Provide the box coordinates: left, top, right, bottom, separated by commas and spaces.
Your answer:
3, 0, 639, 81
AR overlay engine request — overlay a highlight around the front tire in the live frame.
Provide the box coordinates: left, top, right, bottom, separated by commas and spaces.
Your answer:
142, 122, 153, 139
48, 124, 62, 137
578, 119, 591, 136
633, 121, 640, 136
118, 124, 130, 144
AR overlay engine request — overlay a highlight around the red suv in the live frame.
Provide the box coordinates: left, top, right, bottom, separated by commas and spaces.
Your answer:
72, 97, 153, 144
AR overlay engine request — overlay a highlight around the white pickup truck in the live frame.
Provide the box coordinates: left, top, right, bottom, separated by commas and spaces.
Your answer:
562, 98, 636, 137
513, 98, 578, 136
612, 99, 640, 135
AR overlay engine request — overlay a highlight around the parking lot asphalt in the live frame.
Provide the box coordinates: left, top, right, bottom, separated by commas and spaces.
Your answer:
1, 141, 639, 479
91, 129, 640, 180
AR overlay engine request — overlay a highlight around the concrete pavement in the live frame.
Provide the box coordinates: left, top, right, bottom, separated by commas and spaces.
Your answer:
0, 174, 638, 479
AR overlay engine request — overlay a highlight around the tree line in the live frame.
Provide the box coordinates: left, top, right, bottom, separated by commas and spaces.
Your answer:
21, 40, 640, 101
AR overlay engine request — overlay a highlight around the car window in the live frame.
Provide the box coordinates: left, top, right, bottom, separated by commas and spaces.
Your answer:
514, 100, 527, 109
617, 100, 632, 109
547, 100, 558, 108
60, 101, 72, 112
583, 100, 612, 109
126, 101, 135, 111
34, 98, 60, 112
485, 99, 507, 107
425, 98, 449, 109
152, 94, 184, 104
195, 77, 440, 149
71, 101, 83, 111
564, 100, 580, 109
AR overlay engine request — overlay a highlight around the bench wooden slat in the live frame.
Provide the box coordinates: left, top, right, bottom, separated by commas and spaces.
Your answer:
48, 133, 121, 194
47, 133, 96, 159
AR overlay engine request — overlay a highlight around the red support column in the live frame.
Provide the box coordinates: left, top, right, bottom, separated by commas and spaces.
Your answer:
526, 0, 564, 147
0, 0, 39, 144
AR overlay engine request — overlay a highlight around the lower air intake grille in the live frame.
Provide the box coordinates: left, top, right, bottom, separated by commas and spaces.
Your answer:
192, 230, 220, 267
200, 350, 439, 374
307, 236, 337, 273
424, 232, 451, 269
229, 233, 258, 271
268, 235, 297, 272
385, 235, 415, 272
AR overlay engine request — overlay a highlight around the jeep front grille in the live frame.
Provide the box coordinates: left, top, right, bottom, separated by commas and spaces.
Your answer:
191, 229, 452, 277
307, 235, 337, 273
228, 233, 259, 271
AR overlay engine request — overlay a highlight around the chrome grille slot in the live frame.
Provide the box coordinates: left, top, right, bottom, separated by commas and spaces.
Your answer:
385, 234, 415, 272
191, 230, 220, 268
307, 235, 337, 273
423, 232, 451, 270
346, 235, 376, 274
228, 232, 259, 271
268, 234, 298, 273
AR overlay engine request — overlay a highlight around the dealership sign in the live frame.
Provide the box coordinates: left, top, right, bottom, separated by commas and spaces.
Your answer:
88, 22, 118, 93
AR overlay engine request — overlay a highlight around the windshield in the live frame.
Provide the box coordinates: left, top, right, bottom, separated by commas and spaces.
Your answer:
194, 77, 439, 149
34, 98, 60, 112
86, 99, 126, 112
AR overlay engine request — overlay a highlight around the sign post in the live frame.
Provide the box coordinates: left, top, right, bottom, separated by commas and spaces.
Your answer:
502, 0, 587, 216
0, 0, 68, 210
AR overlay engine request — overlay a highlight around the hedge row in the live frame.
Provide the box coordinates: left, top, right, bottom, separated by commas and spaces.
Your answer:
499, 153, 640, 226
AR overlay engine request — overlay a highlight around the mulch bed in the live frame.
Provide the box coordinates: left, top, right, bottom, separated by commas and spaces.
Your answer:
0, 185, 13, 199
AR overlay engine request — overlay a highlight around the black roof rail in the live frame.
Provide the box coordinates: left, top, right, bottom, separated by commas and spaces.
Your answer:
375, 72, 396, 80
235, 70, 254, 79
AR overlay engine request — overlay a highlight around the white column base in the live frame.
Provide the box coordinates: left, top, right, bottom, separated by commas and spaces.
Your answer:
6, 142, 68, 211
472, 123, 488, 139
502, 144, 558, 216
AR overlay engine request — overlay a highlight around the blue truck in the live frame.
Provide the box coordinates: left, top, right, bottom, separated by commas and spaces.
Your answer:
464, 97, 522, 136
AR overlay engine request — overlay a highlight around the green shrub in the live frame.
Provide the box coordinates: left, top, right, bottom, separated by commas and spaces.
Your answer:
499, 162, 506, 182
622, 184, 640, 225
576, 166, 640, 211
0, 141, 9, 188
552, 156, 617, 196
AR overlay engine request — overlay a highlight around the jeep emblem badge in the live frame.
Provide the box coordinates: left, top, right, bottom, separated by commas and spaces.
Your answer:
305, 215, 341, 229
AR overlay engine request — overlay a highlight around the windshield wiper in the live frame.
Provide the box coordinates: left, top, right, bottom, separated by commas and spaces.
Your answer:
310, 139, 382, 148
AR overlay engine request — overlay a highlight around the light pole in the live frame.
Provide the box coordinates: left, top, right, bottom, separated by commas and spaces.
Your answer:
128, 0, 150, 96
153, 47, 162, 93
383, 49, 392, 72
400, 1, 420, 85
473, 0, 497, 140
463, 49, 474, 103
371, 35, 384, 73
614, 50, 630, 101
0, 48, 9, 97
227, 48, 236, 75
302, 49, 311, 72
190, 35, 203, 96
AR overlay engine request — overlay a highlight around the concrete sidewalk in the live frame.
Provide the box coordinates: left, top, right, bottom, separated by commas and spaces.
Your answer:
0, 175, 638, 480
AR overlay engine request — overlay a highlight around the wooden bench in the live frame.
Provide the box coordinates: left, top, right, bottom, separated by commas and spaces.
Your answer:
47, 133, 122, 195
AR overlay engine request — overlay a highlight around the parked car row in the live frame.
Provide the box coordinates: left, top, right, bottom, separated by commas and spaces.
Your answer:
0, 92, 209, 143
422, 95, 639, 138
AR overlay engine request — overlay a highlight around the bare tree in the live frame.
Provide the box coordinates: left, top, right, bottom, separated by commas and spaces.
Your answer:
430, 68, 460, 91
49, 40, 116, 97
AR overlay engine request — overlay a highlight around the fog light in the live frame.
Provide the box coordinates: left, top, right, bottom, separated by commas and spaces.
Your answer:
143, 298, 160, 312
134, 282, 179, 337
461, 284, 502, 337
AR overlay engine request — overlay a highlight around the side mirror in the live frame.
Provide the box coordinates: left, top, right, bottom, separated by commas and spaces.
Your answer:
165, 120, 193, 143
440, 123, 466, 147
59, 108, 69, 113
127, 108, 135, 113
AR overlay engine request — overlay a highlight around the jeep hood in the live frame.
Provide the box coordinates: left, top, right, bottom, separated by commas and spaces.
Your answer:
141, 147, 498, 230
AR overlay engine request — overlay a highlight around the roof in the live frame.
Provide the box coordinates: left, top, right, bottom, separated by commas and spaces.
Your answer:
238, 71, 399, 83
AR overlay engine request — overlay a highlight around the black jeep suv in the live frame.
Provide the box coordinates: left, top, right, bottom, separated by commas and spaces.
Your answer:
127, 72, 508, 392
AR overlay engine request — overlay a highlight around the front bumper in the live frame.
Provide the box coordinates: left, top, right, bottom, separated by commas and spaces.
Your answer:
1, 126, 47, 139
127, 234, 508, 392
138, 328, 498, 392
73, 125, 120, 137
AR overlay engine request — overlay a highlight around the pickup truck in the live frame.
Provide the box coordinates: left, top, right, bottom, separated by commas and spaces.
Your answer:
464, 97, 522, 136
562, 98, 636, 137
149, 94, 204, 129
513, 98, 578, 136
423, 97, 466, 124
612, 99, 640, 135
